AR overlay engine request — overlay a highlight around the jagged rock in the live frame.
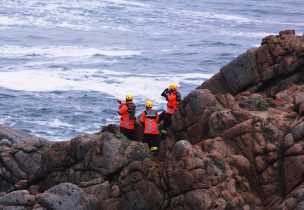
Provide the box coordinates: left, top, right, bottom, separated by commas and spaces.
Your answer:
78, 178, 104, 188
199, 30, 304, 97
99, 133, 129, 175
22, 146, 37, 153
0, 139, 12, 147
293, 92, 304, 115
293, 188, 304, 203
284, 133, 295, 149
229, 155, 250, 174
0, 30, 304, 210
297, 201, 304, 210
220, 48, 260, 94
285, 143, 304, 156
284, 156, 304, 193
29, 185, 42, 196
202, 138, 228, 158
14, 150, 41, 176
172, 140, 193, 162
0, 151, 27, 179
101, 124, 120, 134
285, 197, 297, 210
101, 198, 126, 210
69, 134, 99, 160
83, 181, 110, 201
169, 189, 211, 210
38, 183, 98, 210
15, 180, 28, 189
0, 125, 46, 144
291, 122, 304, 141
0, 190, 35, 206
171, 89, 216, 143
118, 159, 165, 210
111, 185, 120, 197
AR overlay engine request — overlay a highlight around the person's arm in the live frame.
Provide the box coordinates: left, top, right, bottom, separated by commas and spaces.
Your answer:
155, 112, 159, 123
161, 88, 169, 100
140, 112, 145, 124
117, 104, 128, 115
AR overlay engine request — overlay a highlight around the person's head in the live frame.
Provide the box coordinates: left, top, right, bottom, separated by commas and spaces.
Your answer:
145, 101, 153, 109
169, 82, 178, 92
126, 93, 133, 102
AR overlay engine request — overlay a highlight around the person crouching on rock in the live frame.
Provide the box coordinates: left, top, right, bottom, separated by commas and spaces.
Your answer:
140, 101, 160, 153
160, 82, 181, 138
117, 93, 136, 140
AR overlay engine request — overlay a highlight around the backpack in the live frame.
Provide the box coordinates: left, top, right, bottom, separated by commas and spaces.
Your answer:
144, 110, 157, 119
126, 103, 136, 120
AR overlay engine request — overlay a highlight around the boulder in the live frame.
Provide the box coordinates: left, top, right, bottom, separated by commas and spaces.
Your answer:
38, 183, 98, 210
172, 89, 216, 133
82, 181, 110, 201
291, 122, 304, 141
284, 133, 295, 149
0, 190, 35, 206
14, 150, 41, 176
172, 140, 193, 162
0, 124, 46, 144
284, 156, 304, 193
0, 139, 12, 147
99, 133, 129, 175
220, 48, 260, 94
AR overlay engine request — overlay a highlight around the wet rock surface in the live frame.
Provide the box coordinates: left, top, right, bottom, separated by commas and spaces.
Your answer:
0, 30, 304, 209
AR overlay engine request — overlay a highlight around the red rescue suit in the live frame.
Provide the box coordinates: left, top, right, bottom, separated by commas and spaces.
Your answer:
166, 92, 179, 114
118, 101, 134, 130
140, 109, 159, 134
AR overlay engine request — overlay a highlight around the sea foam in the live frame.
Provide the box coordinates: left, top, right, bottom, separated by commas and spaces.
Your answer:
0, 69, 212, 104
0, 45, 142, 58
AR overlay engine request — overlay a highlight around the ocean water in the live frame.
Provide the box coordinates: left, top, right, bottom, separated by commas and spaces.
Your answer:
0, 0, 303, 140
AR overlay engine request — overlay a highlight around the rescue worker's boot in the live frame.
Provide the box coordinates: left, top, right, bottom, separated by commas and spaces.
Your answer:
160, 129, 167, 139
150, 146, 158, 154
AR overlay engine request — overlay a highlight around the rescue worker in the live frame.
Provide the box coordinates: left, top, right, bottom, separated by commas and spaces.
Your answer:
160, 83, 181, 138
140, 101, 160, 153
117, 93, 136, 140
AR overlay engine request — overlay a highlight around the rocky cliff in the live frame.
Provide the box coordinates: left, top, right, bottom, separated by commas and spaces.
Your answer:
0, 30, 304, 210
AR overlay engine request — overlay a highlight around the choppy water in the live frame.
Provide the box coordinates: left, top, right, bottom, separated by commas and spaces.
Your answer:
0, 0, 303, 140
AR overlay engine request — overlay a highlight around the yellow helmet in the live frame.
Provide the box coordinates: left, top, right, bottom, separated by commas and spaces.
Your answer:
145, 101, 153, 108
126, 93, 133, 101
169, 82, 178, 91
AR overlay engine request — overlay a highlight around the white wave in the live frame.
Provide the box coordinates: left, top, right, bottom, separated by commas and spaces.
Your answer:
56, 22, 94, 31
0, 16, 28, 26
0, 45, 142, 58
175, 10, 260, 24
29, 119, 73, 128
101, 69, 132, 76
106, 0, 150, 7
24, 57, 118, 67
0, 13, 91, 31
0, 69, 212, 104
252, 44, 261, 47
219, 30, 272, 38
0, 115, 15, 125
0, 0, 149, 31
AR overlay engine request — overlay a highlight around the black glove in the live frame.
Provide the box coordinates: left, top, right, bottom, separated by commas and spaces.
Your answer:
116, 99, 122, 104
161, 88, 168, 97
176, 92, 181, 102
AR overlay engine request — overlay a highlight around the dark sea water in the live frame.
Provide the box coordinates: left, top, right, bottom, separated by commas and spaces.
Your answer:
0, 0, 303, 140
